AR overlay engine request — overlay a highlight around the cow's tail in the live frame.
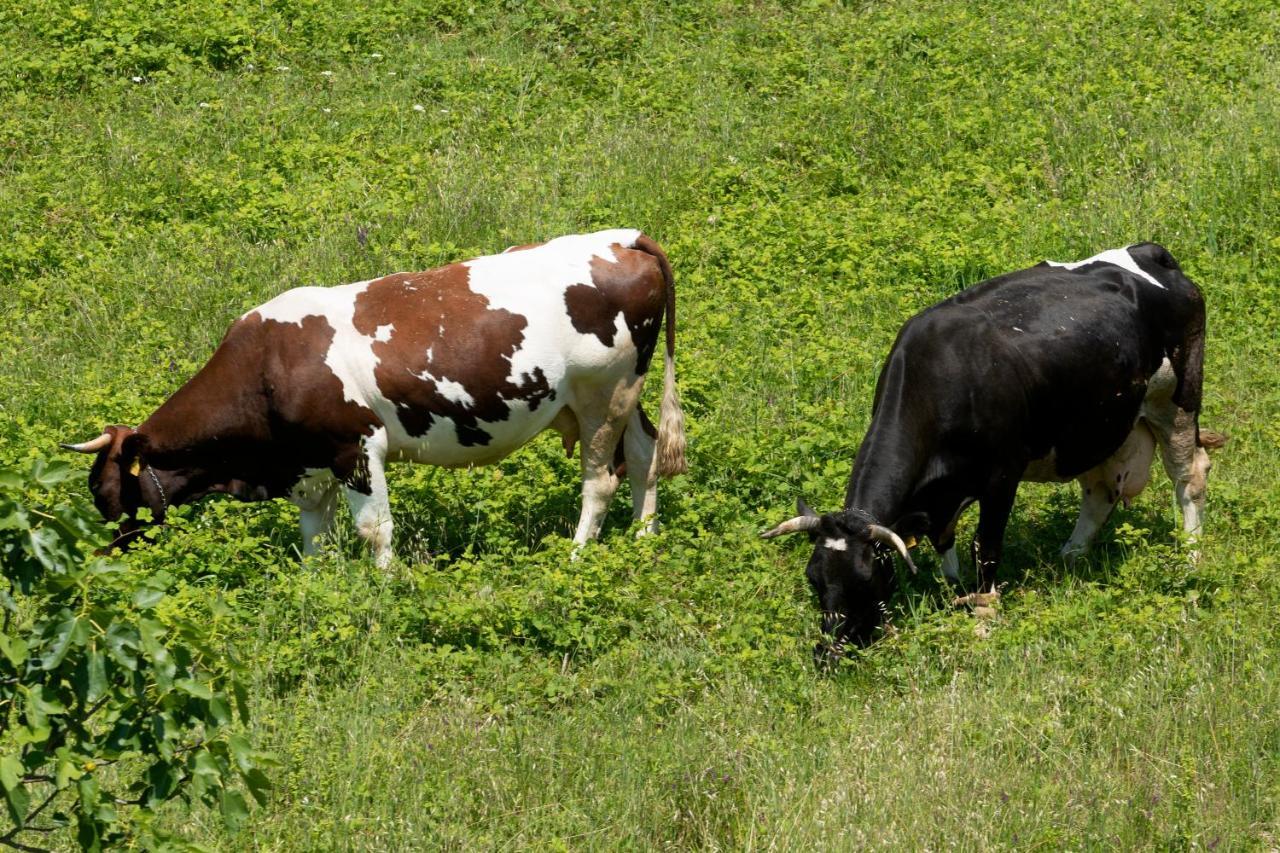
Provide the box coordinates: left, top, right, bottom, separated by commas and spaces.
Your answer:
634, 234, 687, 477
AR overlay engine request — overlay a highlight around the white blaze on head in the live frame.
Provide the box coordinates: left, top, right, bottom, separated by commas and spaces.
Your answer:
1044, 246, 1165, 288
823, 537, 849, 551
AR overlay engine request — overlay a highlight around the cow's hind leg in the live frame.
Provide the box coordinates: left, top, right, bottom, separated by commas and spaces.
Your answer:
1060, 421, 1155, 562
1148, 406, 1213, 553
1141, 366, 1215, 555
572, 376, 644, 545
623, 406, 660, 536
341, 428, 394, 569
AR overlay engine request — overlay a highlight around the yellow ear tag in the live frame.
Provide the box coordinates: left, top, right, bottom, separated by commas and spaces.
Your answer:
903, 536, 917, 549
129, 458, 142, 476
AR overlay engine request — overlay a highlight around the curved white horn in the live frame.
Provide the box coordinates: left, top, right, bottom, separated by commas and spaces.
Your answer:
868, 524, 918, 574
60, 432, 113, 453
760, 515, 821, 539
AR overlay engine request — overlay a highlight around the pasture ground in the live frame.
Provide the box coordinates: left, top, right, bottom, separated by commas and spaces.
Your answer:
3, 0, 1280, 847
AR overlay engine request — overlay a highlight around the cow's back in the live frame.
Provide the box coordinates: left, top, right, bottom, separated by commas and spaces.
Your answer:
231, 229, 665, 466
889, 246, 1202, 478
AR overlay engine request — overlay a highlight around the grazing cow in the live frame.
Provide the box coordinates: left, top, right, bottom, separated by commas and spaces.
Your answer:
763, 243, 1224, 649
63, 229, 687, 566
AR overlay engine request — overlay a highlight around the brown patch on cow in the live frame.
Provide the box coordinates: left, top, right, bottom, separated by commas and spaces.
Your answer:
563, 246, 666, 373
141, 312, 381, 493
352, 264, 553, 445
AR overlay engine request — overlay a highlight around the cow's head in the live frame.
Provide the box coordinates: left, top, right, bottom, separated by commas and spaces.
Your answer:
62, 426, 166, 548
762, 499, 922, 657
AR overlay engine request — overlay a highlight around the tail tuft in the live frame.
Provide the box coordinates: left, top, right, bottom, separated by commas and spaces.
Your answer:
656, 355, 687, 477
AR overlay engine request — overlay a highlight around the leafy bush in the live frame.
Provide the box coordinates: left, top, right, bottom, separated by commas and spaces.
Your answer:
0, 458, 270, 850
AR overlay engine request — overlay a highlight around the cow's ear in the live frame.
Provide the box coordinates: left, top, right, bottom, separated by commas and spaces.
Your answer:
796, 497, 818, 518
118, 432, 147, 477
891, 511, 930, 547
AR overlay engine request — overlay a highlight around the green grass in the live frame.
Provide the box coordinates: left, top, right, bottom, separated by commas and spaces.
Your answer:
3, 0, 1280, 847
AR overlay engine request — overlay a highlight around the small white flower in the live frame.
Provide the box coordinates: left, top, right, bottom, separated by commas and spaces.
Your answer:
246, 62, 254, 70
413, 104, 425, 112
320, 70, 334, 77
388, 71, 397, 76
439, 108, 449, 114
322, 107, 331, 113
370, 52, 383, 59
198, 102, 210, 108
131, 76, 143, 83
275, 65, 290, 72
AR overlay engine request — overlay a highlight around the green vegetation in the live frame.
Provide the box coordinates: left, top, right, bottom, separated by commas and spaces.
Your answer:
0, 459, 269, 850
3, 0, 1279, 847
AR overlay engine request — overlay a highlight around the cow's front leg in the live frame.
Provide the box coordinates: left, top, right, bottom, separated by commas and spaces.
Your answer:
298, 489, 338, 556
290, 470, 340, 556
973, 478, 1019, 593
342, 429, 394, 569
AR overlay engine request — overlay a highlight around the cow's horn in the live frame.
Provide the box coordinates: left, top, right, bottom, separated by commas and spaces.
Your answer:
868, 524, 919, 574
760, 515, 821, 539
61, 432, 113, 453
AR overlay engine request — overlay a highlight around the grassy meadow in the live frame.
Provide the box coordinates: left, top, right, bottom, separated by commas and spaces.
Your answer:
3, 0, 1280, 847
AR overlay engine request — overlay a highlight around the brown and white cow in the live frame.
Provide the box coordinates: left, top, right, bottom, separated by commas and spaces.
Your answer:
64, 229, 687, 566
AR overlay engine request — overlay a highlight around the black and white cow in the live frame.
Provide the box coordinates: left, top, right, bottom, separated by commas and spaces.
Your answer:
764, 243, 1224, 648
63, 230, 687, 565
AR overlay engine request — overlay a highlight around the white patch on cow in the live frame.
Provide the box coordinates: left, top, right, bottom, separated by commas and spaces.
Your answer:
823, 537, 848, 551
374, 323, 394, 342
1045, 247, 1165, 288
413, 369, 475, 407
247, 280, 371, 326
464, 227, 644, 386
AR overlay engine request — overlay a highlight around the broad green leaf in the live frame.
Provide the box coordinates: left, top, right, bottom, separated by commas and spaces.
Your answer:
26, 525, 66, 572
104, 622, 139, 671
145, 762, 178, 807
242, 768, 272, 807
132, 587, 165, 609
40, 613, 90, 670
25, 684, 67, 730
0, 754, 23, 790
228, 734, 253, 773
232, 679, 250, 724
220, 788, 249, 833
192, 750, 221, 783
208, 695, 232, 727
76, 812, 101, 853
86, 648, 107, 703
31, 458, 74, 486
4, 780, 29, 829
14, 722, 51, 746
175, 678, 213, 700
0, 634, 28, 667
55, 747, 82, 789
